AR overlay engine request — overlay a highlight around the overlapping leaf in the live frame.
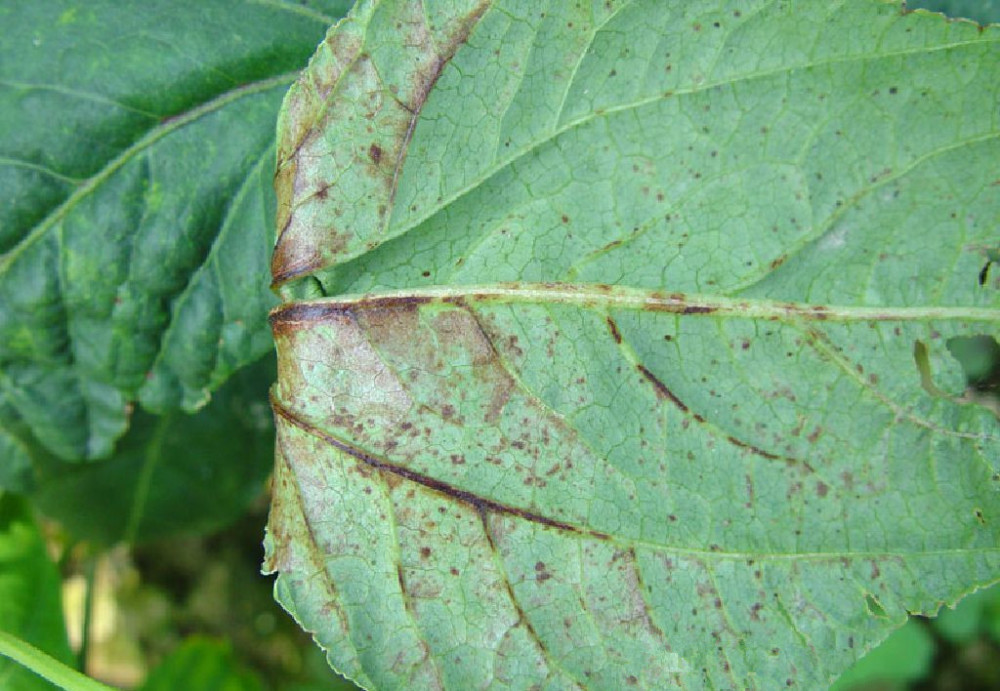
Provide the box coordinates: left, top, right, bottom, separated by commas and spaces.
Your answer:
265, 1, 999, 688
0, 0, 350, 461
29, 356, 275, 544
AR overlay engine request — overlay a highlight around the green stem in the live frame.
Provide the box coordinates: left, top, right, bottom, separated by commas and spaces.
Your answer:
0, 630, 117, 691
78, 554, 97, 673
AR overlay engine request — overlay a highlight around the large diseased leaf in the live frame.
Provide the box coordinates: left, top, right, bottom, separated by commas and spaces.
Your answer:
0, 0, 350, 460
264, 1, 1000, 689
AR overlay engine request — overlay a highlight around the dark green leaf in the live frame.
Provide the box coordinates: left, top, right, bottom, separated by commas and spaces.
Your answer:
0, 399, 32, 492
139, 636, 264, 691
0, 0, 349, 460
830, 619, 934, 689
0, 494, 73, 691
30, 355, 275, 544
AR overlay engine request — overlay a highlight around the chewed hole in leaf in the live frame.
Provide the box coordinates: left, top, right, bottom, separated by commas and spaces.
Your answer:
971, 244, 999, 287
865, 594, 889, 619
914, 336, 1000, 416
906, 0, 1000, 25
946, 335, 1000, 394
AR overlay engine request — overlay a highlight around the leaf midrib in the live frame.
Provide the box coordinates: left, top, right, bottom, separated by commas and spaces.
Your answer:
272, 283, 1000, 322
273, 283, 999, 451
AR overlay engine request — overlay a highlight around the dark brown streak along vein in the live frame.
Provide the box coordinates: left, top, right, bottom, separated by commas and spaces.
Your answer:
636, 364, 689, 412
271, 396, 581, 534
606, 316, 623, 344
476, 508, 553, 659
272, 2, 492, 288
387, 2, 489, 211
637, 364, 807, 468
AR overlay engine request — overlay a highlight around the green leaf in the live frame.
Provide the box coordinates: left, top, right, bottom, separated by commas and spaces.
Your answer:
278, 643, 364, 691
28, 355, 276, 545
829, 618, 934, 690
138, 636, 264, 691
0, 494, 73, 691
931, 580, 1000, 644
0, 0, 350, 461
265, 1, 1000, 688
0, 399, 33, 492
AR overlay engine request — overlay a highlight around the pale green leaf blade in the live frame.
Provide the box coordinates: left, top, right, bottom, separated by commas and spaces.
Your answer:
0, 0, 349, 460
267, 1, 1000, 689
267, 290, 998, 689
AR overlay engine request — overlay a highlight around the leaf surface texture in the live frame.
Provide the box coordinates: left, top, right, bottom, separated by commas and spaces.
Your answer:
266, 1, 1000, 688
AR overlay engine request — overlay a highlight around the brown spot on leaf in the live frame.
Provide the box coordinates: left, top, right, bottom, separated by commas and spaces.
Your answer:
534, 560, 553, 583
368, 143, 383, 164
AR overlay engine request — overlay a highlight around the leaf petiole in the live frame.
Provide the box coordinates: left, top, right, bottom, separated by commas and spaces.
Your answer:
0, 630, 117, 691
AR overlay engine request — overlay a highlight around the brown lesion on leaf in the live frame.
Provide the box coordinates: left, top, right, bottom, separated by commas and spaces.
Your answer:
619, 547, 667, 642
270, 245, 327, 289
271, 1, 494, 287
725, 435, 782, 461
396, 562, 407, 592
264, 432, 354, 637
637, 362, 808, 468
272, 395, 583, 534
